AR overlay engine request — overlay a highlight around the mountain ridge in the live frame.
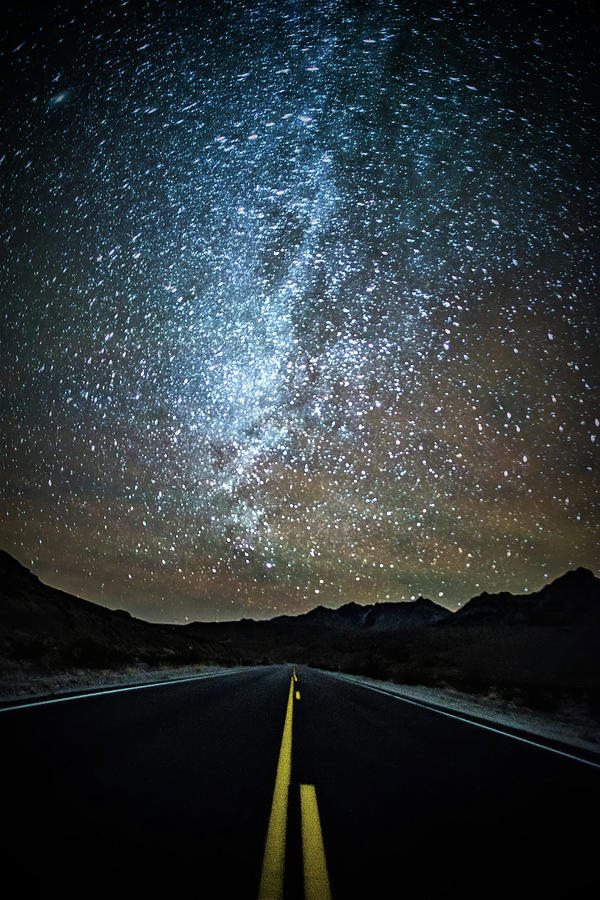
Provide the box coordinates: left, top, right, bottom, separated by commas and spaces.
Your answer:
450, 566, 600, 625
2, 549, 599, 634
0, 549, 218, 667
269, 596, 452, 630
2, 549, 599, 715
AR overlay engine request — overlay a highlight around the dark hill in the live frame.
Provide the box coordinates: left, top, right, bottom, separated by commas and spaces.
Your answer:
450, 567, 600, 626
0, 550, 218, 668
270, 596, 451, 630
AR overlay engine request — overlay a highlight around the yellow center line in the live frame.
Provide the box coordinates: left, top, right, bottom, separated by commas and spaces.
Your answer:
258, 673, 296, 900
300, 783, 332, 900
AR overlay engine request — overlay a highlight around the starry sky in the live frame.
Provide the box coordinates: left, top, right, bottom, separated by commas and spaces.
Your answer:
1, 0, 598, 623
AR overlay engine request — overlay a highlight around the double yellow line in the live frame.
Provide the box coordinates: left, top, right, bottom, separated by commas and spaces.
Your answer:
258, 670, 332, 900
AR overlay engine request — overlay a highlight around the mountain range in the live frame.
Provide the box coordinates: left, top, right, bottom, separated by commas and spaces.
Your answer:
269, 596, 451, 630
268, 568, 600, 629
2, 547, 598, 641
1, 549, 599, 711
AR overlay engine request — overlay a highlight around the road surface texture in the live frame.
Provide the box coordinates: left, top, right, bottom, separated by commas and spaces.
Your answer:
2, 664, 598, 898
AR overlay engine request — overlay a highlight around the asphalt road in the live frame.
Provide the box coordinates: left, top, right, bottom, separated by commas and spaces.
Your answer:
2, 664, 598, 899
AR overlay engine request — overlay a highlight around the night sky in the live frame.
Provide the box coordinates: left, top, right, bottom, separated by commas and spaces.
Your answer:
1, 0, 598, 623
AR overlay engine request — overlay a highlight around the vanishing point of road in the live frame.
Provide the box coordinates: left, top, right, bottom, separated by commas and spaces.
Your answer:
2, 665, 598, 898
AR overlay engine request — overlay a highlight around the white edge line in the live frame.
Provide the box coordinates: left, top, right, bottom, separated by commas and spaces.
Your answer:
331, 672, 600, 770
0, 668, 246, 713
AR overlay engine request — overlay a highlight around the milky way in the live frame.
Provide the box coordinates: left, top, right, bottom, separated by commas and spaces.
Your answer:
1, 0, 598, 622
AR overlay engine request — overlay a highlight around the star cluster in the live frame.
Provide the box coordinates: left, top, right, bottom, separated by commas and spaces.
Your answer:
1, 0, 598, 621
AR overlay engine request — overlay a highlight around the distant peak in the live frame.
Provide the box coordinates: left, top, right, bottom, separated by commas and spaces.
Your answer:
553, 566, 595, 582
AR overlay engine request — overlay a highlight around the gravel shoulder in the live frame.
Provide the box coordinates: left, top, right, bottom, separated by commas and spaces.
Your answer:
334, 672, 600, 755
0, 663, 232, 704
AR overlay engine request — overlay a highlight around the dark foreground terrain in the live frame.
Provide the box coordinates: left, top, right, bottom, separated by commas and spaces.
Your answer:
1, 549, 599, 727
2, 665, 598, 900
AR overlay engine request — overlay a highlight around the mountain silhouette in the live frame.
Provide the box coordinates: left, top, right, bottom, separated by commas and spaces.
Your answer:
270, 596, 451, 630
451, 567, 600, 626
0, 549, 216, 667
1, 549, 599, 710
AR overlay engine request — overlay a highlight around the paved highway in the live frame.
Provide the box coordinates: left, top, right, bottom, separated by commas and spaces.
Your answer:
2, 664, 598, 898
